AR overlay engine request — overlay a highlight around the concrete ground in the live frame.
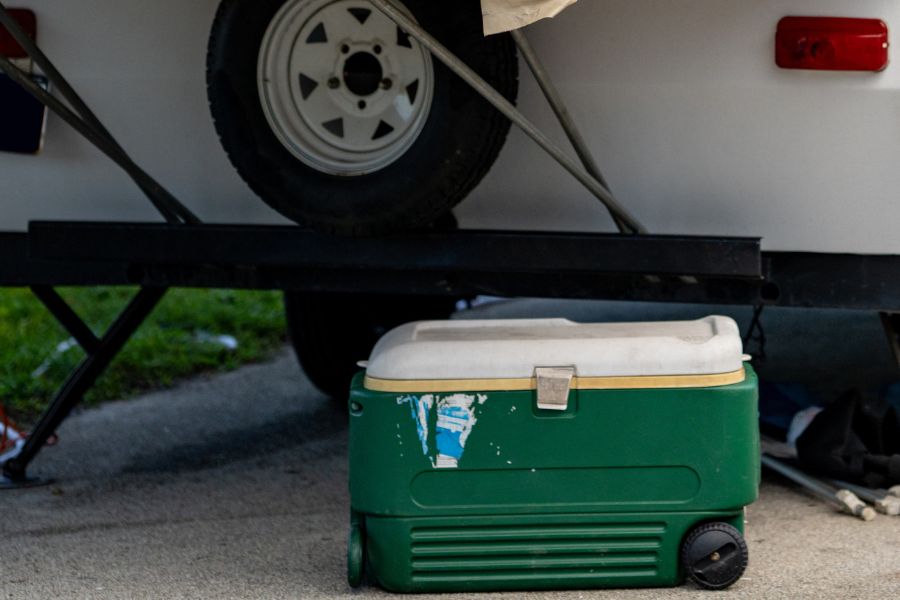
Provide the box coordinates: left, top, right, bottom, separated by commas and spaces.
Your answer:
3, 301, 900, 599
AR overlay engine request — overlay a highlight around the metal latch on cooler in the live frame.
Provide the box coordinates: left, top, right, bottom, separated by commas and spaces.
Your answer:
535, 367, 575, 411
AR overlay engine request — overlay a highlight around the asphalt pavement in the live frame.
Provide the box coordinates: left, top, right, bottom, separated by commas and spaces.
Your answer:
3, 300, 900, 599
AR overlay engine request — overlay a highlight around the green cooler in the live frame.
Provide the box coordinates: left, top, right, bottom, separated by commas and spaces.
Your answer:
348, 316, 759, 592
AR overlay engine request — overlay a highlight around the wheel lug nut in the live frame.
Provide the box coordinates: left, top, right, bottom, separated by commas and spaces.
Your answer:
327, 77, 341, 89
380, 78, 393, 90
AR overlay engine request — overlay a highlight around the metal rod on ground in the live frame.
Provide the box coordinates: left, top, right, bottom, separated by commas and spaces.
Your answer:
829, 479, 900, 516
369, 0, 647, 235
761, 454, 876, 521
510, 29, 632, 235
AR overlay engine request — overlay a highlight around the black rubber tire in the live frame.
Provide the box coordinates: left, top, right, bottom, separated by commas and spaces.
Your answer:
285, 291, 458, 400
207, 0, 518, 235
681, 522, 749, 591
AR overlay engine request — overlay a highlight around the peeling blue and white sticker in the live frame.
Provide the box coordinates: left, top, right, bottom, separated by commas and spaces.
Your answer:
399, 394, 433, 457
397, 393, 487, 468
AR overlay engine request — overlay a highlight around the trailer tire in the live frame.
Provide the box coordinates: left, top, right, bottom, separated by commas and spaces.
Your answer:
285, 291, 458, 400
207, 0, 518, 235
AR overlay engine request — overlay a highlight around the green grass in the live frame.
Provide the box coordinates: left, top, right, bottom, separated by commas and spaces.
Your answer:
0, 288, 287, 424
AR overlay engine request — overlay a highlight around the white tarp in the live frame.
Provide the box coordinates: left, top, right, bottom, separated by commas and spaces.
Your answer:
481, 0, 578, 35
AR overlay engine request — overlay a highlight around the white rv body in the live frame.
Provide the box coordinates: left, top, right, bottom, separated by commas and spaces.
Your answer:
1, 0, 898, 253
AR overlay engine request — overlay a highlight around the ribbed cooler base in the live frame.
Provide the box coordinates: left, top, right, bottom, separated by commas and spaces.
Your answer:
363, 511, 744, 592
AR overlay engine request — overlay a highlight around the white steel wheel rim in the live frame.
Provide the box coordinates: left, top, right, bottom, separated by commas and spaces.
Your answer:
258, 0, 435, 176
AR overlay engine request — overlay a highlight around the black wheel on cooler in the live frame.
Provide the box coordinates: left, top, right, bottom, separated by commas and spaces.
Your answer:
347, 511, 365, 588
207, 0, 518, 235
681, 521, 749, 590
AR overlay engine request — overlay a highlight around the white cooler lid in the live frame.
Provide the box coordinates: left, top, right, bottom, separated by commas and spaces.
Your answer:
365, 316, 745, 389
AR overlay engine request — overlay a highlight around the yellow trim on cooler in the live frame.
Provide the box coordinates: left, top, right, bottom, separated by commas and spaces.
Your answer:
364, 367, 746, 393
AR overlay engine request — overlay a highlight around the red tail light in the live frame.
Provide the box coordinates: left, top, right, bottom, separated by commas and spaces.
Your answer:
776, 17, 889, 72
0, 8, 36, 59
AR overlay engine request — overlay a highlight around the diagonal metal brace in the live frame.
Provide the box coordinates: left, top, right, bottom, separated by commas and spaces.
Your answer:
510, 30, 633, 235
30, 286, 101, 354
1, 287, 167, 485
0, 3, 199, 225
369, 0, 647, 235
